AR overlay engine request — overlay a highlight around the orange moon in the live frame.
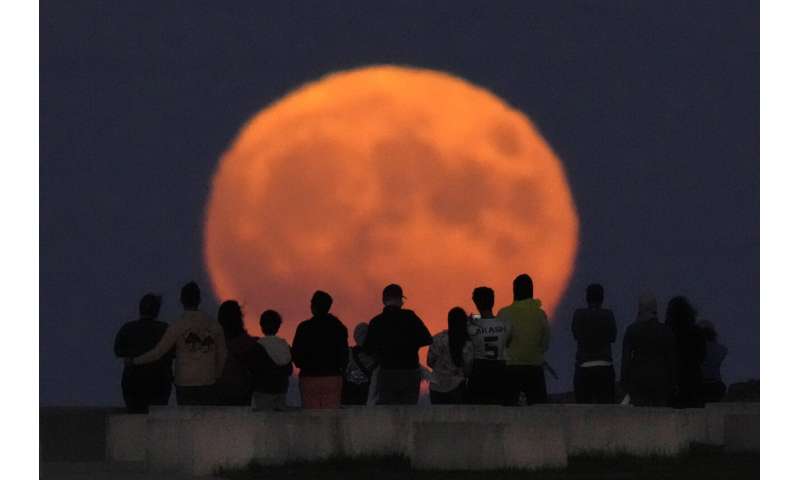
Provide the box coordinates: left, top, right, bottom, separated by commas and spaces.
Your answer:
204, 65, 579, 341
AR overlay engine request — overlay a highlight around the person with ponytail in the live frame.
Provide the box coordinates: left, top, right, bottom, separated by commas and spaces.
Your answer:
426, 307, 474, 404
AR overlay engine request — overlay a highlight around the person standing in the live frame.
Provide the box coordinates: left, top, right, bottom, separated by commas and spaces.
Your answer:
291, 291, 349, 409
114, 293, 173, 413
621, 294, 676, 407
427, 307, 473, 404
697, 320, 728, 403
498, 274, 551, 405
466, 287, 508, 404
129, 282, 227, 406
571, 284, 617, 404
364, 284, 433, 405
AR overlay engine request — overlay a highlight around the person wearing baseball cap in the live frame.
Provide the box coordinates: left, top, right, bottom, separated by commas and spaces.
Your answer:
363, 283, 432, 405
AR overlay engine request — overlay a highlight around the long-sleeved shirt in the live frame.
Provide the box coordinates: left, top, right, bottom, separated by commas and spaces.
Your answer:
497, 298, 550, 366
571, 307, 617, 365
621, 319, 676, 390
291, 314, 349, 377
364, 306, 432, 370
426, 331, 474, 393
114, 317, 174, 387
133, 310, 226, 387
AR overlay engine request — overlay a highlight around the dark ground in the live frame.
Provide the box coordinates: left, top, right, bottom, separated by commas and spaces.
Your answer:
218, 446, 759, 480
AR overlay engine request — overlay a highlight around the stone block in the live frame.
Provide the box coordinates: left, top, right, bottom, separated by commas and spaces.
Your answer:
724, 413, 759, 452
106, 414, 147, 463
410, 419, 566, 470
706, 403, 759, 445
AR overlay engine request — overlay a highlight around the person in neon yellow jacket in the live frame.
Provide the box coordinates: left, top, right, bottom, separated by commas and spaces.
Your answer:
497, 274, 550, 405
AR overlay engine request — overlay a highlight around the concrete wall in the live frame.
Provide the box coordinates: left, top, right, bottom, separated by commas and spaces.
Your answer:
103, 403, 760, 476
724, 413, 759, 452
40, 407, 124, 462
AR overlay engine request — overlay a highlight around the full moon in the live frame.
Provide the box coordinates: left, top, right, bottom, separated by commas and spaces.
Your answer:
205, 65, 579, 340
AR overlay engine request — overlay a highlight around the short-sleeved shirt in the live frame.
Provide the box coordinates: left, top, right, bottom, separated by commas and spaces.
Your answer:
467, 316, 509, 361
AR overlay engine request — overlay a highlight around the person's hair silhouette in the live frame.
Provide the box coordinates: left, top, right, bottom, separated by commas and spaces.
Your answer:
218, 300, 246, 339
260, 310, 282, 335
180, 281, 201, 310
139, 293, 162, 319
311, 290, 334, 316
586, 284, 604, 307
513, 274, 534, 301
472, 287, 495, 313
447, 307, 469, 367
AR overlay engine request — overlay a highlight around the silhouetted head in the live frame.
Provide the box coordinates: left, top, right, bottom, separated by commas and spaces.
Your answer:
512, 274, 533, 301
353, 322, 369, 347
472, 286, 495, 313
382, 283, 405, 307
218, 300, 245, 339
310, 290, 333, 317
180, 281, 201, 310
697, 319, 718, 342
139, 293, 162, 319
259, 309, 282, 336
637, 293, 658, 322
586, 284, 604, 307
665, 296, 697, 332
447, 307, 469, 367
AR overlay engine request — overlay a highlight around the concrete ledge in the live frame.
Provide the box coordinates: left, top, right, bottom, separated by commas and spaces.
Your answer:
102, 403, 759, 476
706, 403, 760, 445
106, 414, 147, 463
724, 414, 759, 452
410, 418, 566, 470
41, 407, 124, 462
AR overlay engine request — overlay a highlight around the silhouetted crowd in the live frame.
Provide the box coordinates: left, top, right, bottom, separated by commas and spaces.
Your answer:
114, 275, 727, 413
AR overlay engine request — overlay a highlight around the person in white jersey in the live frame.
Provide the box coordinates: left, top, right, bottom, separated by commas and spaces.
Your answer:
466, 286, 509, 404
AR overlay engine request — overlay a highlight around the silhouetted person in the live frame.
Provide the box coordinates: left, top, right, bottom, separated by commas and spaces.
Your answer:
130, 282, 226, 406
621, 294, 676, 407
254, 310, 293, 411
665, 296, 706, 408
467, 286, 507, 404
215, 300, 261, 406
342, 323, 377, 405
571, 284, 617, 404
291, 291, 349, 409
498, 274, 550, 405
697, 320, 728, 403
427, 307, 474, 404
114, 294, 173, 413
364, 284, 433, 405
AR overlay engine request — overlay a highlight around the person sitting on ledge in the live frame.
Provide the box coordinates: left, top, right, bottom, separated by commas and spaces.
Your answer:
291, 290, 349, 409
128, 281, 226, 406
666, 296, 707, 408
253, 310, 293, 411
342, 323, 377, 406
467, 286, 508, 405
498, 274, 550, 405
621, 294, 676, 407
427, 307, 473, 404
364, 283, 433, 405
571, 283, 617, 404
114, 293, 173, 413
215, 300, 262, 406
698, 319, 728, 404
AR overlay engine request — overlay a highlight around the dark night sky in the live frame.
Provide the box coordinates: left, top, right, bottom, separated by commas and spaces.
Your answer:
40, 1, 759, 405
